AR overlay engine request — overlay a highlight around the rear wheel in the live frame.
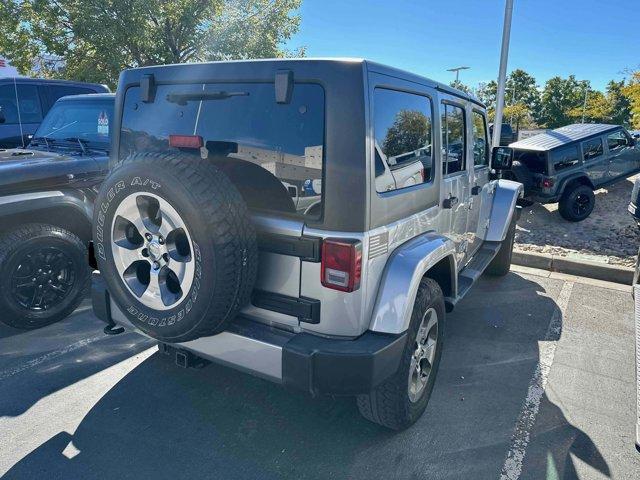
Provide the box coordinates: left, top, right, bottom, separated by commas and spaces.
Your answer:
558, 183, 595, 222
357, 278, 445, 430
0, 224, 89, 329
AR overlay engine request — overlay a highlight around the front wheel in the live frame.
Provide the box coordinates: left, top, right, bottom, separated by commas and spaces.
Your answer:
485, 216, 516, 277
357, 278, 445, 430
0, 224, 90, 329
558, 184, 595, 222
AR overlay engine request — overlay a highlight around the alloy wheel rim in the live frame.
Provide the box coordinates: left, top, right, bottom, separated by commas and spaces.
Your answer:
408, 307, 438, 403
11, 247, 76, 311
573, 193, 591, 216
111, 192, 195, 310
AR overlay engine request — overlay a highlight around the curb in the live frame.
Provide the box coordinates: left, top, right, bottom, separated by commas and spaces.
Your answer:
512, 249, 634, 285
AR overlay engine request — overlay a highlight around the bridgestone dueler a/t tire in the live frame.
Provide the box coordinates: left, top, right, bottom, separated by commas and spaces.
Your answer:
357, 278, 445, 430
93, 152, 258, 343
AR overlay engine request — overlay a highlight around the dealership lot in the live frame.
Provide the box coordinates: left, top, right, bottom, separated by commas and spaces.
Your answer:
1, 268, 638, 480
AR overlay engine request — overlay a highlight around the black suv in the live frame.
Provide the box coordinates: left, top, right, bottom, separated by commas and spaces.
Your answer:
0, 93, 114, 329
0, 77, 109, 148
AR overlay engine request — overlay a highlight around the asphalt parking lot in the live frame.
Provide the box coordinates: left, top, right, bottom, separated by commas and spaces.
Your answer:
1, 267, 638, 480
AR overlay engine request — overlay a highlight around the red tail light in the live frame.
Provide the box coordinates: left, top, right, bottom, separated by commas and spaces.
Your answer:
321, 239, 362, 292
541, 177, 554, 188
169, 134, 203, 149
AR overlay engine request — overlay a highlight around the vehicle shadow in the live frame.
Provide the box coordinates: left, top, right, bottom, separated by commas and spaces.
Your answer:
2, 273, 609, 479
0, 305, 153, 418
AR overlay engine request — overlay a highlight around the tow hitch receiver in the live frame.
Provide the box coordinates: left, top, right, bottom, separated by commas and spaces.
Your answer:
158, 343, 210, 369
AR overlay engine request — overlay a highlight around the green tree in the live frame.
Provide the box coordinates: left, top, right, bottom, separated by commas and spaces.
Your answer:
606, 80, 632, 126
623, 72, 640, 129
449, 79, 471, 94
567, 90, 610, 123
538, 75, 585, 128
505, 69, 541, 123
0, 0, 303, 88
476, 80, 497, 112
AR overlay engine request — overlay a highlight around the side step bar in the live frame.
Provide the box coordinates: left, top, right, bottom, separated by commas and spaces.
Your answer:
444, 241, 502, 311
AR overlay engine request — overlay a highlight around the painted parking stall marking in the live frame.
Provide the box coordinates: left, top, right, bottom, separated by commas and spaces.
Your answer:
499, 281, 574, 480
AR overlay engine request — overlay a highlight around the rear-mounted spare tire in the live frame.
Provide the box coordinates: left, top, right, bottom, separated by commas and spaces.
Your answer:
93, 151, 258, 342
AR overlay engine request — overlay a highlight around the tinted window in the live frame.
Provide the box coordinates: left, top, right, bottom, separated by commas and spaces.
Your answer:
582, 137, 603, 161
0, 84, 19, 124
33, 100, 113, 148
550, 145, 580, 172
120, 82, 324, 218
472, 110, 489, 167
441, 103, 466, 175
607, 130, 630, 151
514, 149, 548, 175
16, 84, 43, 123
46, 85, 95, 105
373, 88, 434, 192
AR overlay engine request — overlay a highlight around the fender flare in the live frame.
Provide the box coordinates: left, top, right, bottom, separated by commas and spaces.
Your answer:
0, 189, 94, 232
556, 174, 594, 198
369, 232, 457, 334
484, 179, 523, 242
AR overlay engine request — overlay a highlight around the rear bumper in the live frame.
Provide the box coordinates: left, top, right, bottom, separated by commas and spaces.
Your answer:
91, 272, 407, 395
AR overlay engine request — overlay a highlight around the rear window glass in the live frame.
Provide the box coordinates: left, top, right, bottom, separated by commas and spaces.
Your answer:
513, 149, 548, 175
550, 145, 580, 172
120, 83, 325, 218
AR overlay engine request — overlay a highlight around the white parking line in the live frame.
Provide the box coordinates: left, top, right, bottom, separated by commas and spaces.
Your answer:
499, 281, 574, 480
0, 335, 105, 381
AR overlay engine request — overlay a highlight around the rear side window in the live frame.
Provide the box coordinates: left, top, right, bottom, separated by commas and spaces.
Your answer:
581, 137, 603, 161
441, 103, 466, 175
373, 88, 434, 192
0, 84, 19, 124
46, 85, 95, 105
17, 85, 43, 123
606, 130, 631, 151
120, 82, 325, 218
513, 149, 548, 175
550, 145, 580, 172
472, 110, 489, 167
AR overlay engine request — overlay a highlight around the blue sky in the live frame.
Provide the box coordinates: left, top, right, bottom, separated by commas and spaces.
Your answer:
287, 0, 639, 91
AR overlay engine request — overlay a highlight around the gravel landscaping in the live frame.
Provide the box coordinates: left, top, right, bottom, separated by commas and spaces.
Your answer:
515, 173, 639, 267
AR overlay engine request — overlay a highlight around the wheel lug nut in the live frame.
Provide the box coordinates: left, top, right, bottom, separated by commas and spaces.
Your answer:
163, 253, 169, 262
158, 237, 164, 245
153, 261, 160, 270
145, 233, 152, 241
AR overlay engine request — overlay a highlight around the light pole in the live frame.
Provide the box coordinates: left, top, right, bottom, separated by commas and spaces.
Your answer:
492, 0, 514, 148
581, 81, 589, 124
447, 66, 470, 83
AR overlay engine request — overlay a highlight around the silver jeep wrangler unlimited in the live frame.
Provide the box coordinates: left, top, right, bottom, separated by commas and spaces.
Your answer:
91, 59, 522, 430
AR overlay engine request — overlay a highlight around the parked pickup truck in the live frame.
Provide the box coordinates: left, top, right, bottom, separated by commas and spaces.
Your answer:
508, 123, 640, 221
0, 93, 114, 329
90, 59, 521, 430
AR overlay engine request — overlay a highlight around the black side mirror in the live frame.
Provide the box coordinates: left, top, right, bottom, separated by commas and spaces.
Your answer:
287, 185, 297, 198
492, 146, 514, 170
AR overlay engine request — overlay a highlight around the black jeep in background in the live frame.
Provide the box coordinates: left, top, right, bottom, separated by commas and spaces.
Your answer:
0, 77, 109, 148
0, 93, 114, 329
508, 123, 640, 221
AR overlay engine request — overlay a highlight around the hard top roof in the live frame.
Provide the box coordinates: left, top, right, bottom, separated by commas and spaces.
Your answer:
123, 57, 484, 107
56, 92, 115, 102
510, 123, 621, 151
0, 76, 108, 89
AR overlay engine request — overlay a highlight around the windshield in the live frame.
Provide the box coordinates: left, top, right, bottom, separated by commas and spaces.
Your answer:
32, 99, 113, 149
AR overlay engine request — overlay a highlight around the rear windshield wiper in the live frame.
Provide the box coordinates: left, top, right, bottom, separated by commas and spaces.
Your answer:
166, 91, 249, 105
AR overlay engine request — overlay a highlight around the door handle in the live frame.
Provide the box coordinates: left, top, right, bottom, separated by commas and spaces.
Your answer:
443, 196, 459, 209
471, 185, 481, 195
